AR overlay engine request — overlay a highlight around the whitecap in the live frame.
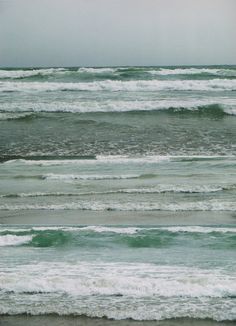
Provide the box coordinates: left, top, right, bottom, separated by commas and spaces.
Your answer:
0, 234, 33, 246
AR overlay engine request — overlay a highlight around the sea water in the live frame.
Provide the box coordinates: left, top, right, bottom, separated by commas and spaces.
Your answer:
0, 66, 235, 322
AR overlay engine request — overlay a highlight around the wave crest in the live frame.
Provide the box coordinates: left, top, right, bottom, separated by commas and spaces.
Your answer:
1, 79, 236, 93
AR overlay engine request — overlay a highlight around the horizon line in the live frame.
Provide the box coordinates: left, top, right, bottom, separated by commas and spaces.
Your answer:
0, 63, 236, 69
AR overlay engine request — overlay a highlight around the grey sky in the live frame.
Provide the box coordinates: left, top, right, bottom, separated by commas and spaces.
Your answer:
0, 0, 235, 67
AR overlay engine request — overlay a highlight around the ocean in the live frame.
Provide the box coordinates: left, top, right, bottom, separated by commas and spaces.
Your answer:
0, 66, 236, 325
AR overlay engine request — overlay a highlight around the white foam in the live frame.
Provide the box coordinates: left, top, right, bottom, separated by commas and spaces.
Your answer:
0, 112, 34, 121
0, 225, 235, 235
0, 199, 235, 211
0, 262, 235, 299
4, 155, 171, 166
1, 98, 236, 115
78, 67, 116, 74
80, 226, 139, 234
1, 78, 236, 93
116, 184, 235, 194
0, 192, 79, 198
3, 155, 235, 167
0, 226, 138, 234
0, 68, 66, 79
0, 234, 33, 246
1, 67, 235, 79
42, 173, 140, 180
161, 226, 236, 234
149, 67, 236, 76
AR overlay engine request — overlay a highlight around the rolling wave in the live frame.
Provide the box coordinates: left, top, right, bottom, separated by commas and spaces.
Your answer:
149, 67, 236, 77
0, 225, 235, 249
42, 173, 140, 180
1, 225, 235, 236
0, 99, 236, 116
1, 184, 234, 198
1, 79, 236, 93
78, 67, 116, 74
2, 155, 171, 165
0, 234, 33, 246
0, 67, 235, 79
0, 112, 36, 121
0, 68, 66, 79
0, 200, 235, 211
2, 155, 235, 166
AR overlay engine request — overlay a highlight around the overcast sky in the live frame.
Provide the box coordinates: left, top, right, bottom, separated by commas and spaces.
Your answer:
0, 0, 235, 67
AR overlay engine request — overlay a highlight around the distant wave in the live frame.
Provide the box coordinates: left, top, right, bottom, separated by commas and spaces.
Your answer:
0, 68, 66, 79
1, 79, 236, 93
78, 67, 116, 74
0, 199, 235, 211
0, 67, 116, 79
149, 67, 236, 77
0, 67, 236, 79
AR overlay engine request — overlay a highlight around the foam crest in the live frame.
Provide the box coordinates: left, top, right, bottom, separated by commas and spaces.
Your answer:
3, 155, 236, 166
162, 226, 236, 234
42, 173, 139, 180
0, 98, 236, 120
0, 68, 66, 79
3, 155, 170, 166
1, 79, 236, 92
80, 226, 139, 234
0, 200, 235, 211
115, 184, 235, 194
0, 234, 33, 246
1, 262, 235, 298
0, 112, 34, 121
0, 192, 79, 198
149, 67, 236, 76
0, 225, 235, 235
78, 67, 116, 74
1, 99, 236, 115
7, 184, 229, 196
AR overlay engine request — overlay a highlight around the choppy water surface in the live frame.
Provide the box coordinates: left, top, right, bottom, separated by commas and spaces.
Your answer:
0, 66, 235, 321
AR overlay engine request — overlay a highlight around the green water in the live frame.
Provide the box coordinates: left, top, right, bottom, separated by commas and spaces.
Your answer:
0, 66, 235, 321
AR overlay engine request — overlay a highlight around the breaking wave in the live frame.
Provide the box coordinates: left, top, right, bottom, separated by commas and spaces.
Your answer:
1, 79, 236, 93
1, 183, 234, 199
0, 67, 236, 80
0, 261, 235, 320
1, 100, 236, 116
1, 225, 236, 236
0, 234, 33, 246
0, 68, 66, 79
2, 155, 235, 166
149, 67, 236, 77
42, 173, 140, 181
0, 199, 235, 211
